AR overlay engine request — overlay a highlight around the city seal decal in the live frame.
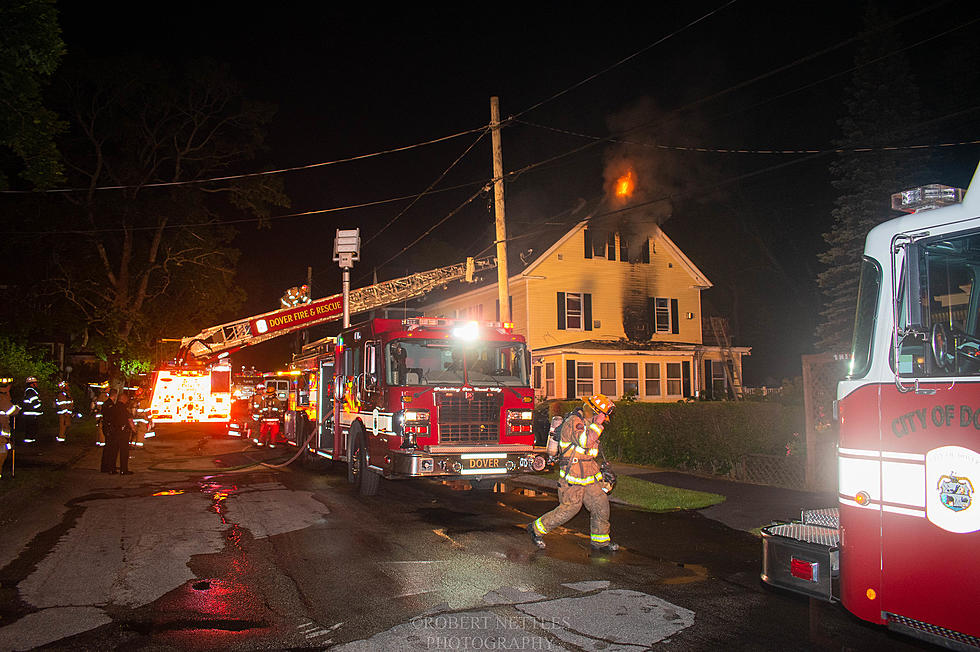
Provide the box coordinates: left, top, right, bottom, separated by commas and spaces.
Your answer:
926, 446, 980, 533
937, 472, 973, 512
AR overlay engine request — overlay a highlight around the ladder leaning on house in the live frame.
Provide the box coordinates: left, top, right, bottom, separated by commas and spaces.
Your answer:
709, 316, 744, 400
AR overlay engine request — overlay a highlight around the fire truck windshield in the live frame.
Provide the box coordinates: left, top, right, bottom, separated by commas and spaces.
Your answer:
386, 339, 529, 387
895, 229, 980, 377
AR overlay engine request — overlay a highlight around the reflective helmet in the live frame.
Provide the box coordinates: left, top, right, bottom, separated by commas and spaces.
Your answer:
25, 376, 38, 384
58, 380, 68, 388
585, 393, 615, 416
0, 377, 12, 387
266, 384, 276, 394
255, 383, 265, 391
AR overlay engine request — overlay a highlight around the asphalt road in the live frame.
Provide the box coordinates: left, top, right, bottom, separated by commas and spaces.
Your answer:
0, 428, 932, 651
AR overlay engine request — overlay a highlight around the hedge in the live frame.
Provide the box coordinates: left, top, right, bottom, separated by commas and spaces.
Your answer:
534, 399, 803, 476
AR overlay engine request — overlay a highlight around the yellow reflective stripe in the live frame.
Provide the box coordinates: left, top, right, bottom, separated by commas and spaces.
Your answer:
533, 518, 548, 535
591, 533, 610, 543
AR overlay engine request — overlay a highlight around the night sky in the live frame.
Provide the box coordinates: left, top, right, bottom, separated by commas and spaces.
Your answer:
55, 1, 980, 382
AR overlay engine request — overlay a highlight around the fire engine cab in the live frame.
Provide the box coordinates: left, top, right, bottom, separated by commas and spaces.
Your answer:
302, 318, 546, 495
762, 163, 980, 649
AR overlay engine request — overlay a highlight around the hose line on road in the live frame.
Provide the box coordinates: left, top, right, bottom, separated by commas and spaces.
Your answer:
147, 427, 319, 474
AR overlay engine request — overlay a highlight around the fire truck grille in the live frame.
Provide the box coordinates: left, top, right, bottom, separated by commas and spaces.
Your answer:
437, 393, 501, 444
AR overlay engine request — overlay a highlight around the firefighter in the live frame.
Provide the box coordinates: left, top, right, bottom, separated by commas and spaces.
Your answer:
54, 380, 74, 443
1, 377, 20, 478
258, 384, 283, 448
528, 393, 619, 553
97, 388, 117, 448
92, 386, 109, 446
20, 376, 43, 444
131, 387, 150, 447
249, 383, 265, 445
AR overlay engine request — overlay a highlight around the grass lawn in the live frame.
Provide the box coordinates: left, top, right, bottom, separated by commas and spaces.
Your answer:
614, 475, 725, 512
540, 469, 724, 512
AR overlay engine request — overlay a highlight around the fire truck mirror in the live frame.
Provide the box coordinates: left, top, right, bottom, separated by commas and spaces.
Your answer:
334, 376, 344, 402
365, 341, 378, 375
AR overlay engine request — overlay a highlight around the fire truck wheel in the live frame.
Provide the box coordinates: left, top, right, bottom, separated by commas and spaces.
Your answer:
348, 428, 380, 496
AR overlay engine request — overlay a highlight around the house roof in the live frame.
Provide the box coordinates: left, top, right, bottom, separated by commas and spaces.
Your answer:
417, 213, 712, 306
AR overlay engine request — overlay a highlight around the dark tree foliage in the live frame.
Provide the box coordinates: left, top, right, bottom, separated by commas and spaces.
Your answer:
6, 58, 288, 364
816, 5, 933, 353
0, 0, 66, 189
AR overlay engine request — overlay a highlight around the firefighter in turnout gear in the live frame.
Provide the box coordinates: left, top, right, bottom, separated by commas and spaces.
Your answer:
132, 387, 150, 447
20, 376, 43, 444
54, 380, 74, 442
1, 378, 20, 478
257, 384, 283, 448
249, 383, 265, 444
528, 394, 618, 552
93, 387, 110, 446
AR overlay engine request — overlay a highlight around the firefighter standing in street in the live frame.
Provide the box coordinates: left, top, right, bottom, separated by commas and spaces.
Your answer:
97, 388, 116, 448
20, 376, 43, 444
528, 394, 619, 553
93, 386, 110, 446
249, 383, 265, 444
131, 387, 150, 447
54, 380, 74, 443
1, 378, 20, 478
258, 384, 283, 448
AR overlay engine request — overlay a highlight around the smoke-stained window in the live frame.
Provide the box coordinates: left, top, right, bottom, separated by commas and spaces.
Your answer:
655, 298, 671, 332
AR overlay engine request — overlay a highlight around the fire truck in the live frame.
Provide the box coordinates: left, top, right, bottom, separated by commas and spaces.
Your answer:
149, 257, 498, 432
761, 163, 980, 649
290, 317, 546, 495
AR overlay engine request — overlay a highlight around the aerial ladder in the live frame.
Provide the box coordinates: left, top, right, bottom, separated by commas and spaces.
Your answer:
150, 257, 496, 427
177, 256, 496, 363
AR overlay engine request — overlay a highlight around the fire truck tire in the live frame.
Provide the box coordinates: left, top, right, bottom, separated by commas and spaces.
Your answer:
348, 428, 380, 496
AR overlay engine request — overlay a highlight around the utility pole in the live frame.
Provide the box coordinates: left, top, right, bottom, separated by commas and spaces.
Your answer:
490, 96, 510, 322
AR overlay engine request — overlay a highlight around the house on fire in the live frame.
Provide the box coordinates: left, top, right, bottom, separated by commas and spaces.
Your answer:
417, 219, 750, 402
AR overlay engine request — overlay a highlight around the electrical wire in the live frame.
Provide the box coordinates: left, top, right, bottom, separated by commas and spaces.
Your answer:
0, 124, 488, 195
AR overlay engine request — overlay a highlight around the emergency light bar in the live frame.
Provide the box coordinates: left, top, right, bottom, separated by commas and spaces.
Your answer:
891, 183, 965, 213
402, 317, 514, 332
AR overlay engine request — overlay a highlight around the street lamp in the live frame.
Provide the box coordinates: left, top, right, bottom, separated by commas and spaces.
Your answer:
333, 229, 361, 328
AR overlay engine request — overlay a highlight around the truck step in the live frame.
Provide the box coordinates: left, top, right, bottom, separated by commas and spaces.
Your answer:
765, 522, 840, 548
802, 508, 839, 529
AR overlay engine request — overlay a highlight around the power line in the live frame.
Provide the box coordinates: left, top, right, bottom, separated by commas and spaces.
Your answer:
0, 124, 488, 195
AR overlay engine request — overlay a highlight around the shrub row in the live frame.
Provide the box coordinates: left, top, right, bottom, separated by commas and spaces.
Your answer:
535, 400, 803, 476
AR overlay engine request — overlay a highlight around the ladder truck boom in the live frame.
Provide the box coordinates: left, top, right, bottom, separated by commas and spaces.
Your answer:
178, 257, 496, 363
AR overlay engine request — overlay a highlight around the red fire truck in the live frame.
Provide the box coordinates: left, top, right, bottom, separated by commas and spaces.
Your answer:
293, 317, 546, 495
762, 164, 980, 649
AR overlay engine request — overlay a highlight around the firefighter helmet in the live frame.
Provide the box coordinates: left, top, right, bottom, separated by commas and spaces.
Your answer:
585, 393, 615, 416
255, 383, 265, 391
58, 380, 68, 388
266, 384, 276, 394
25, 376, 38, 384
0, 377, 12, 386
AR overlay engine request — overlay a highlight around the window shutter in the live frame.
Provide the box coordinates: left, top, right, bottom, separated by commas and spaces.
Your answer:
682, 361, 691, 398
671, 299, 679, 334
495, 299, 499, 322
584, 230, 593, 259
620, 236, 628, 262
584, 293, 592, 331
648, 298, 656, 337
704, 360, 713, 400
607, 233, 616, 261
566, 360, 576, 399
557, 292, 566, 330
642, 237, 651, 263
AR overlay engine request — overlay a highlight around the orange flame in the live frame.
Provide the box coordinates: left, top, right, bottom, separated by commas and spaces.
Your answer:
615, 170, 635, 199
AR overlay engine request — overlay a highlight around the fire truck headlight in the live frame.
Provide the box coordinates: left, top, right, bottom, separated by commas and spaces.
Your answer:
404, 409, 429, 423
506, 409, 533, 434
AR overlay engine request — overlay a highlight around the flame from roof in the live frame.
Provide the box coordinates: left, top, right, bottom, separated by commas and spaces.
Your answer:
615, 169, 635, 199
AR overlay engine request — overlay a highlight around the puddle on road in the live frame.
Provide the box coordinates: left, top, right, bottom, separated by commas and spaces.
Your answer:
439, 480, 544, 497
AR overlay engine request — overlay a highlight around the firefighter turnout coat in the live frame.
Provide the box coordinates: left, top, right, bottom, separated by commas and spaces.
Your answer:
1, 385, 20, 476
532, 409, 613, 547
55, 386, 74, 442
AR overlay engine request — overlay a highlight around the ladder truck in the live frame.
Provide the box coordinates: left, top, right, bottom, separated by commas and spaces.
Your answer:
761, 162, 980, 650
148, 257, 498, 432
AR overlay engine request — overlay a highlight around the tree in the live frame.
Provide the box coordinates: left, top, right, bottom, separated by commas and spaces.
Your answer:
815, 5, 933, 352
35, 58, 288, 364
0, 0, 65, 189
